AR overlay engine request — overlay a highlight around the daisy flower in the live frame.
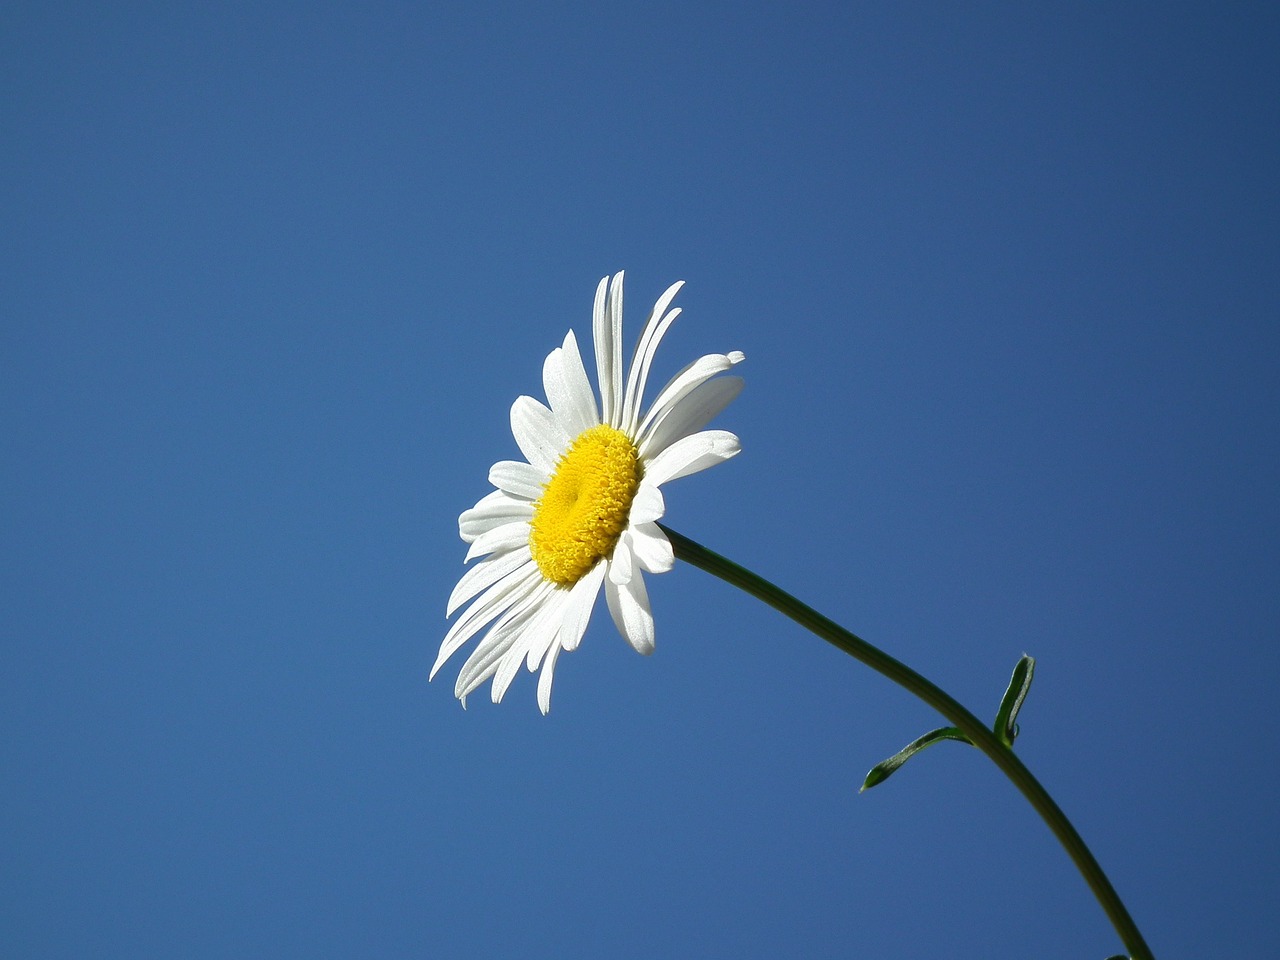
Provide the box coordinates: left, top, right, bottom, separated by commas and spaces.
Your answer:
434, 272, 745, 712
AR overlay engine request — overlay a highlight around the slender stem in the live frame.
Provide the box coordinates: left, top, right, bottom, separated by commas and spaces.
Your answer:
661, 524, 1153, 960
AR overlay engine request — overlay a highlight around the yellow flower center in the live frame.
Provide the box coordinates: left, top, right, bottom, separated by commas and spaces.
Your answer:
529, 424, 641, 586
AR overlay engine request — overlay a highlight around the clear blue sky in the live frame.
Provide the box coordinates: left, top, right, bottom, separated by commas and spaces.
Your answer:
4, 2, 1278, 957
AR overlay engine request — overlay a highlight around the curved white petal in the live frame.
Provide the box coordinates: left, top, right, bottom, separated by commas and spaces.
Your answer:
447, 546, 529, 617
543, 330, 599, 437
628, 521, 674, 574
562, 329, 600, 428
458, 490, 534, 543
458, 490, 500, 543
556, 561, 605, 654
594, 273, 625, 426
536, 641, 562, 714
606, 570, 654, 656
523, 562, 602, 675
453, 610, 527, 695
511, 396, 569, 475
638, 375, 743, 460
522, 564, 605, 712
607, 534, 634, 585
591, 276, 611, 423
628, 482, 665, 525
488, 460, 546, 501
636, 351, 745, 449
621, 280, 684, 435
453, 579, 553, 697
491, 589, 567, 704
643, 429, 741, 486
464, 519, 529, 562
433, 562, 541, 679
462, 487, 508, 515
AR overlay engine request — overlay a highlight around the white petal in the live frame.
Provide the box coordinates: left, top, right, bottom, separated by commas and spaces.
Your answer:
453, 580, 552, 697
643, 429, 740, 486
458, 490, 533, 543
628, 521, 674, 574
510, 396, 569, 475
556, 561, 605, 654
628, 482, 666, 525
432, 562, 541, 679
488, 460, 546, 501
462, 487, 508, 514
517, 583, 577, 672
452, 622, 517, 698
442, 566, 543, 674
607, 532, 634, 585
636, 351, 745, 451
606, 571, 655, 656
562, 329, 600, 428
447, 546, 529, 617
638, 375, 743, 460
536, 641, 562, 714
454, 635, 514, 702
621, 280, 684, 435
491, 590, 567, 704
591, 276, 612, 424
596, 272, 625, 427
543, 330, 598, 438
464, 519, 529, 562
458, 491, 499, 543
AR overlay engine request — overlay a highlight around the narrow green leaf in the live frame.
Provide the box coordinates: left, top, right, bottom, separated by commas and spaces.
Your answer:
860, 726, 972, 791
994, 654, 1036, 747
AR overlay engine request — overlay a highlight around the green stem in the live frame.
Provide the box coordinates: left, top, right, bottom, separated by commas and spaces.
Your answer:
660, 524, 1153, 960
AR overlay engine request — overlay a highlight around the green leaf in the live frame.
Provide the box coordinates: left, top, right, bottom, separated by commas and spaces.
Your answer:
860, 726, 972, 791
994, 654, 1036, 747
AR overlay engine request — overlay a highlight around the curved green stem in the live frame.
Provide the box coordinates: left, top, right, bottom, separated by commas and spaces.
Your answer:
660, 524, 1153, 960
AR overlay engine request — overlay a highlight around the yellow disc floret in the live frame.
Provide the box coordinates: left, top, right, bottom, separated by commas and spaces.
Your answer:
529, 424, 641, 586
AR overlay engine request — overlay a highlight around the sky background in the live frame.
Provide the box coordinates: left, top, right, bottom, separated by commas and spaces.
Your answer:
3, 2, 1278, 958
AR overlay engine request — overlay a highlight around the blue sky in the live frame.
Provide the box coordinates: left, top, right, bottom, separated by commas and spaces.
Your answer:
4, 2, 1278, 957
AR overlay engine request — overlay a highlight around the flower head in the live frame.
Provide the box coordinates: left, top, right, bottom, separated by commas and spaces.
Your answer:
434, 272, 744, 712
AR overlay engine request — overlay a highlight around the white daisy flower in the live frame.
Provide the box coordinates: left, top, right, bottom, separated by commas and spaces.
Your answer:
434, 272, 745, 713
